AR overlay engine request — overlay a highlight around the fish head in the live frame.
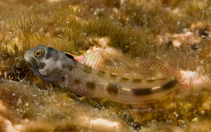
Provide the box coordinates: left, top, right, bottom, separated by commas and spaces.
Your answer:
24, 45, 64, 82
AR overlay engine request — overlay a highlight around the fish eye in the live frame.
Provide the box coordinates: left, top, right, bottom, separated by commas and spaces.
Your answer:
34, 49, 44, 58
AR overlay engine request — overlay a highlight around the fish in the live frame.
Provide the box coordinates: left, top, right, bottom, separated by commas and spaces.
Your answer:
24, 45, 178, 104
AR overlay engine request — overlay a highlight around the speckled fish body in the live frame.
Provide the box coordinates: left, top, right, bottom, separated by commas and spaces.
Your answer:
24, 45, 178, 104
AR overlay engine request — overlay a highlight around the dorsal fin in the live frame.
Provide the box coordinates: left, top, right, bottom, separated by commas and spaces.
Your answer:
65, 52, 86, 63
81, 47, 171, 80
74, 54, 86, 63
83, 47, 138, 79
65, 46, 172, 80
65, 53, 75, 60
134, 60, 171, 80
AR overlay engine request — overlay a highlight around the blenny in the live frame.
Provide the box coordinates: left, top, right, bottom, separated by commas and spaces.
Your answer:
24, 45, 178, 104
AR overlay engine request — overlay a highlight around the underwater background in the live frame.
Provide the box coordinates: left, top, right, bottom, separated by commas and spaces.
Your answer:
1, 0, 211, 131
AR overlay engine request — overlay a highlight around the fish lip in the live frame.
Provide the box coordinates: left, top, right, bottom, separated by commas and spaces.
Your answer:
24, 55, 47, 81
24, 53, 31, 68
24, 54, 30, 64
24, 50, 32, 64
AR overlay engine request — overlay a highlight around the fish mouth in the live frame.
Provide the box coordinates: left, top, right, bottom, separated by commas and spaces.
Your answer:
24, 51, 39, 75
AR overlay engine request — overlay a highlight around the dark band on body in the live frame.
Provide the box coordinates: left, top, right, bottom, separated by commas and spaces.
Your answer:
132, 78, 178, 96
107, 84, 119, 95
120, 77, 129, 82
74, 79, 81, 85
131, 79, 142, 83
83, 66, 92, 73
110, 74, 117, 79
86, 81, 96, 90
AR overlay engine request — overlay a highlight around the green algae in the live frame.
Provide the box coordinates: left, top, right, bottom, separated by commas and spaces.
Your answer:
0, 0, 211, 131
